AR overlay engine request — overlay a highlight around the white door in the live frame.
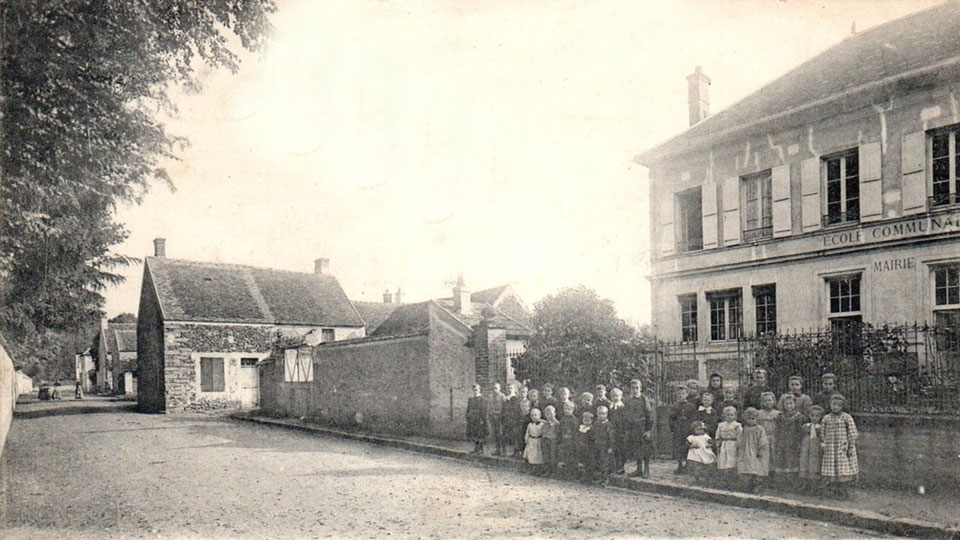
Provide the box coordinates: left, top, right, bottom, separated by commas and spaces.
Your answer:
239, 358, 259, 408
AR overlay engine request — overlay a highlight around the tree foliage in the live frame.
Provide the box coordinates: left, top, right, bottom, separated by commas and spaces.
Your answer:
0, 1, 275, 368
515, 286, 654, 392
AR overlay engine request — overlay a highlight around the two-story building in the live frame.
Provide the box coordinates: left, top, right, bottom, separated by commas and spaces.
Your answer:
636, 3, 960, 385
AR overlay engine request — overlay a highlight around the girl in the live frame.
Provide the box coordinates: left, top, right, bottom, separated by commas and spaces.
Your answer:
756, 391, 780, 476
821, 394, 859, 499
575, 412, 595, 481
669, 385, 693, 474
686, 420, 716, 484
715, 405, 742, 486
775, 394, 804, 487
524, 408, 546, 473
557, 400, 579, 476
719, 385, 739, 416
607, 387, 627, 474
694, 391, 720, 440
541, 405, 560, 474
799, 405, 825, 493
737, 407, 770, 493
578, 392, 595, 422
778, 375, 813, 415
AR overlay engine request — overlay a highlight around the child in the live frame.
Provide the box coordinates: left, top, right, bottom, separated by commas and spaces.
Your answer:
719, 385, 739, 416
541, 384, 558, 413
465, 384, 488, 454
814, 373, 840, 410
742, 368, 769, 411
715, 405, 742, 487
607, 387, 627, 474
527, 388, 541, 417
737, 407, 770, 493
557, 401, 579, 476
686, 420, 716, 484
524, 408, 546, 473
756, 391, 780, 476
515, 386, 531, 458
799, 405, 825, 493
821, 394, 859, 499
669, 385, 694, 474
578, 392, 595, 422
541, 405, 560, 474
594, 384, 612, 412
774, 394, 804, 487
557, 386, 574, 414
575, 412, 596, 481
488, 382, 507, 456
778, 375, 813, 415
592, 406, 616, 479
502, 384, 521, 457
707, 372, 725, 398
694, 391, 720, 440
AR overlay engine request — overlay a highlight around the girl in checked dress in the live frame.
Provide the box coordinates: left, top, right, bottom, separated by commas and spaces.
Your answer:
821, 394, 859, 499
715, 405, 742, 487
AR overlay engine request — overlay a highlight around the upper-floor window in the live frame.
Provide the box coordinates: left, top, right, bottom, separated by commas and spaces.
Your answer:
676, 188, 703, 253
707, 289, 742, 341
742, 171, 772, 241
931, 128, 960, 207
824, 150, 859, 225
679, 294, 698, 342
321, 328, 336, 342
753, 284, 777, 336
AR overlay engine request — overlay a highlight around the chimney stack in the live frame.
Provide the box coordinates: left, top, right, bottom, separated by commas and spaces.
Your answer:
687, 66, 711, 126
314, 258, 329, 275
394, 287, 403, 304
452, 273, 472, 316
382, 289, 393, 304
153, 238, 166, 258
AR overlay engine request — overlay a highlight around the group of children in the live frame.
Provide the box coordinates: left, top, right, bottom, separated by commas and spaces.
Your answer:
466, 370, 860, 498
671, 371, 860, 498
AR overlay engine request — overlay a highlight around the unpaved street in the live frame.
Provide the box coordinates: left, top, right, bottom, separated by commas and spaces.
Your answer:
2, 400, 892, 539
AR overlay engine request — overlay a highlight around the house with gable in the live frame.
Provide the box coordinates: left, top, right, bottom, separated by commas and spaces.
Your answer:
91, 320, 136, 394
137, 238, 365, 412
259, 277, 532, 438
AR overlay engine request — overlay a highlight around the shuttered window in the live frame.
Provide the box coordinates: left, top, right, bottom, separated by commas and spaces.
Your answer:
742, 171, 772, 241
824, 151, 859, 225
931, 129, 960, 207
200, 357, 225, 392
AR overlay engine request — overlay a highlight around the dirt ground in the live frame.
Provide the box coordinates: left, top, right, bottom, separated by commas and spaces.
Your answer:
1, 400, 900, 539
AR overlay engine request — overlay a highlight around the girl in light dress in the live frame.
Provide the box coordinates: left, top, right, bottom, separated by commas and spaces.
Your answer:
524, 408, 545, 473
737, 407, 770, 493
686, 420, 716, 484
714, 405, 742, 486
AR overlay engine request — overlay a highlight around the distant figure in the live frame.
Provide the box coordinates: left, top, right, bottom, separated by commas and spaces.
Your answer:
52, 380, 62, 400
465, 384, 488, 454
75, 380, 84, 400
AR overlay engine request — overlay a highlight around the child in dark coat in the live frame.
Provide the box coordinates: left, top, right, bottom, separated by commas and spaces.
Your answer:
466, 384, 488, 454
575, 412, 596, 481
557, 400, 579, 476
592, 406, 616, 478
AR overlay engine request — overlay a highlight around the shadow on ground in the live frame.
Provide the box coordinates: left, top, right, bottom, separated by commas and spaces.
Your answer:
13, 403, 138, 419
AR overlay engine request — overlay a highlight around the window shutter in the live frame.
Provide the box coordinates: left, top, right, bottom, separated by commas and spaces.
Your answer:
859, 142, 883, 222
771, 164, 791, 237
658, 190, 675, 255
722, 176, 740, 246
212, 358, 225, 391
284, 349, 296, 382
901, 131, 926, 215
800, 157, 821, 232
200, 359, 212, 392
701, 181, 718, 249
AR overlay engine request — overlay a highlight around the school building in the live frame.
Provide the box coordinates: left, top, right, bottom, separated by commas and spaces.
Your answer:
635, 3, 960, 384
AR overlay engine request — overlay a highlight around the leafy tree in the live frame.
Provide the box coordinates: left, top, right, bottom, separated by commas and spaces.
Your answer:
108, 313, 137, 324
0, 1, 275, 369
515, 286, 654, 392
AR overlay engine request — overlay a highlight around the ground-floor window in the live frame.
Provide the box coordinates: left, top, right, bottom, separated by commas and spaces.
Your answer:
199, 357, 225, 392
826, 274, 862, 355
753, 284, 777, 336
707, 289, 742, 341
679, 294, 698, 342
933, 264, 960, 355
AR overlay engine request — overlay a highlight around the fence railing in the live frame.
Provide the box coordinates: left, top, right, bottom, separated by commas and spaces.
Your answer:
656, 322, 960, 415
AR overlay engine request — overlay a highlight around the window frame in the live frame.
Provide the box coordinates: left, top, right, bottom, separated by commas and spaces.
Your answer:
706, 289, 743, 342
929, 126, 960, 208
199, 356, 225, 393
752, 284, 777, 336
822, 149, 860, 226
679, 293, 698, 343
675, 187, 703, 253
741, 170, 773, 241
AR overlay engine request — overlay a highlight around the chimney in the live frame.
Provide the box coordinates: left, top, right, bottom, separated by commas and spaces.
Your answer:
382, 289, 393, 304
452, 273, 472, 316
314, 258, 329, 275
687, 66, 710, 126
153, 238, 166, 258
394, 287, 403, 304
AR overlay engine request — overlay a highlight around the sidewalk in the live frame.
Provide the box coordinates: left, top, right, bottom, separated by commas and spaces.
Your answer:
233, 413, 960, 539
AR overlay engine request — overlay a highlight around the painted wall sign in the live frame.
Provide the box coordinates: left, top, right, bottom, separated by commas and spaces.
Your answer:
822, 210, 960, 248
872, 257, 916, 272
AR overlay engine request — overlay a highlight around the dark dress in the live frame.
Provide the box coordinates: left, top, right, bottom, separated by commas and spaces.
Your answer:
558, 414, 579, 466
775, 410, 805, 474
503, 395, 522, 449
607, 401, 628, 470
693, 405, 721, 441
623, 394, 656, 459
742, 385, 769, 411
466, 395, 488, 441
595, 397, 612, 413
591, 420, 616, 473
575, 425, 594, 469
670, 398, 698, 460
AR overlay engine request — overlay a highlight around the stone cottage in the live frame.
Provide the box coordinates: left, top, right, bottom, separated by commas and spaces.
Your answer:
92, 320, 136, 394
136, 238, 365, 413
259, 278, 532, 438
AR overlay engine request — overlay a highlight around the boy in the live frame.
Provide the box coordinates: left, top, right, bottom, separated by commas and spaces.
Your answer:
488, 382, 507, 456
502, 384, 521, 457
576, 412, 596, 481
465, 384, 488, 454
541, 384, 558, 414
719, 385, 739, 415
595, 384, 612, 412
592, 406, 616, 480
624, 379, 655, 477
557, 401, 579, 475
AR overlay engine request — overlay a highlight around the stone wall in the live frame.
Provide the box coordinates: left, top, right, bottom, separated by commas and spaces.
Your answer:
427, 311, 476, 439
137, 268, 165, 413
854, 413, 960, 492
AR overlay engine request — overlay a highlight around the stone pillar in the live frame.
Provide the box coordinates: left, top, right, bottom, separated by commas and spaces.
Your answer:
473, 309, 507, 393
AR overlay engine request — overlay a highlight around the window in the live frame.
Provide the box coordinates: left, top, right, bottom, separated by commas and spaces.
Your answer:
824, 151, 859, 225
676, 188, 703, 253
707, 290, 742, 341
283, 348, 313, 383
742, 171, 772, 241
321, 328, 336, 343
826, 274, 862, 354
240, 358, 259, 367
828, 274, 861, 315
931, 128, 960, 207
199, 357, 225, 392
935, 265, 960, 308
753, 284, 777, 335
679, 294, 698, 342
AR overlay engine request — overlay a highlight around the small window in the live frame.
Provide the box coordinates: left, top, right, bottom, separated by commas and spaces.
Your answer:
931, 128, 960, 207
824, 150, 859, 225
707, 289, 742, 341
679, 294, 698, 342
753, 284, 777, 335
199, 357, 225, 392
742, 171, 772, 241
321, 329, 336, 343
676, 188, 703, 253
283, 349, 313, 383
241, 358, 259, 367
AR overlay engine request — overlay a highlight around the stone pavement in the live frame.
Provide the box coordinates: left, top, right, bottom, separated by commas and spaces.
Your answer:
234, 413, 960, 539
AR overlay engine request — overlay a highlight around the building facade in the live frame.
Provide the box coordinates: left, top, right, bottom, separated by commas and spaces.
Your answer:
637, 3, 960, 384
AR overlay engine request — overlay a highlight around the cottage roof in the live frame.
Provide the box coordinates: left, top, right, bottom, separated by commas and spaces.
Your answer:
636, 1, 960, 165
107, 324, 137, 355
352, 301, 403, 334
145, 257, 364, 327
434, 298, 532, 337
369, 302, 432, 337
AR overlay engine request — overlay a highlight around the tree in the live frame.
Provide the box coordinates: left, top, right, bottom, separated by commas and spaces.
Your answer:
0, 1, 275, 368
515, 286, 654, 392
108, 313, 137, 324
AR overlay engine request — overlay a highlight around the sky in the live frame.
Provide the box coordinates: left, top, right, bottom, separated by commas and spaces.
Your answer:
104, 0, 943, 326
